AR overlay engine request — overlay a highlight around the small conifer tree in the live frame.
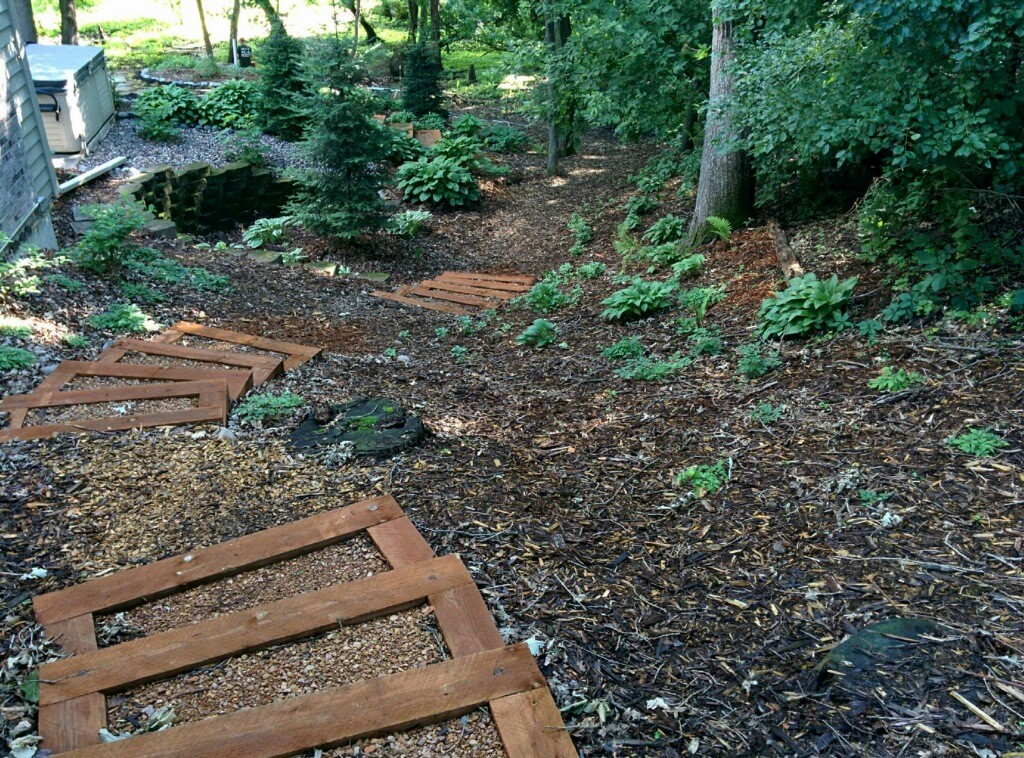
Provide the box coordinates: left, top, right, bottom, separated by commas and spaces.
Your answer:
402, 43, 446, 117
257, 23, 306, 140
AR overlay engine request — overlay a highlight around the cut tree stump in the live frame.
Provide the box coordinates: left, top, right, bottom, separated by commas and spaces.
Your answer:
768, 219, 805, 281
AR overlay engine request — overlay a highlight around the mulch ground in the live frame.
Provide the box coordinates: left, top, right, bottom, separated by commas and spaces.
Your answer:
2, 108, 1023, 757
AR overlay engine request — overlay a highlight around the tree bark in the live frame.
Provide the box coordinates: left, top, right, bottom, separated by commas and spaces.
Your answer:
11, 0, 38, 43
407, 0, 418, 43
768, 219, 804, 280
687, 3, 753, 246
228, 0, 241, 63
252, 0, 283, 30
544, 13, 573, 176
195, 0, 214, 57
340, 0, 377, 44
429, 0, 441, 64
681, 104, 697, 152
59, 0, 79, 45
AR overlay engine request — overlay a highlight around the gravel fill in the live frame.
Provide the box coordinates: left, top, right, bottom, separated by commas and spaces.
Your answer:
25, 397, 196, 426
326, 709, 507, 757
78, 119, 308, 176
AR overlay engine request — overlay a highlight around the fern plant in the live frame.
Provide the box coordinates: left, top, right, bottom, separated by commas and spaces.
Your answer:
386, 210, 433, 238
88, 304, 161, 333
705, 216, 732, 242
0, 346, 36, 370
601, 279, 678, 321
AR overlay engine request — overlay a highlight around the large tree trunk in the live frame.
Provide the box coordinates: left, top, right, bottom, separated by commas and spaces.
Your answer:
687, 4, 753, 245
228, 0, 241, 62
59, 0, 79, 44
195, 0, 214, 57
429, 0, 441, 64
11, 0, 38, 43
544, 13, 574, 176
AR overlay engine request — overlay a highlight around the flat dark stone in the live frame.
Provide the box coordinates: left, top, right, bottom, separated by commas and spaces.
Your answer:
289, 397, 426, 458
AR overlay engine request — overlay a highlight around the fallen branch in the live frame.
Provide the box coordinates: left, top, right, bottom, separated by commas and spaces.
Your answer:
768, 219, 804, 281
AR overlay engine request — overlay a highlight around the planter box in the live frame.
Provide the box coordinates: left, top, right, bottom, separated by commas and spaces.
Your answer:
414, 129, 442, 148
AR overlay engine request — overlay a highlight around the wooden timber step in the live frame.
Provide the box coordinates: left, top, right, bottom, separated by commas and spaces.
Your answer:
418, 279, 518, 300
370, 271, 534, 315
33, 496, 576, 757
436, 275, 532, 293
370, 289, 472, 316
100, 338, 285, 386
163, 321, 323, 371
0, 380, 230, 443
441, 271, 534, 286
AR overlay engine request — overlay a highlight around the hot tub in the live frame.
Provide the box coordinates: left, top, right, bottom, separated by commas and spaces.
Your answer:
26, 43, 115, 155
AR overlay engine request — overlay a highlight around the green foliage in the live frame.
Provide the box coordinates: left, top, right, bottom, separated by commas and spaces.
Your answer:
219, 124, 269, 167
88, 303, 160, 333
430, 136, 507, 177
574, 262, 606, 279
735, 343, 782, 380
687, 326, 722, 357
134, 85, 199, 125
483, 124, 530, 153
0, 346, 36, 370
74, 201, 151, 275
615, 354, 691, 381
568, 213, 593, 255
624, 194, 659, 217
137, 106, 181, 142
679, 284, 725, 323
643, 215, 687, 245
869, 366, 926, 392
387, 110, 417, 124
258, 24, 306, 140
858, 318, 884, 345
63, 333, 90, 348
386, 210, 433, 238
1, 249, 54, 300
751, 402, 786, 425
188, 268, 231, 292
945, 427, 1008, 458
286, 42, 389, 239
634, 243, 687, 271
120, 282, 166, 304
378, 126, 427, 164
516, 318, 563, 348
449, 114, 487, 139
46, 273, 86, 292
514, 273, 582, 313
705, 216, 732, 242
451, 345, 468, 361
670, 254, 706, 279
196, 80, 260, 128
415, 113, 446, 130
243, 216, 293, 248
676, 459, 730, 498
396, 157, 480, 207
0, 319, 32, 339
601, 279, 678, 321
758, 274, 857, 339
234, 391, 305, 422
601, 337, 645, 362
403, 44, 446, 117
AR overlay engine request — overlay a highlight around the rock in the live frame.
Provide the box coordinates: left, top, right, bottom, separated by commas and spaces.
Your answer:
247, 250, 283, 265
141, 219, 178, 238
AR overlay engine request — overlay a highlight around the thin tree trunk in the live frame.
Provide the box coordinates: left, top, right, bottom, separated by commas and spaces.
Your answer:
12, 0, 38, 43
195, 0, 214, 57
352, 0, 360, 52
407, 0, 418, 43
59, 0, 79, 44
681, 104, 697, 152
429, 0, 441, 65
252, 0, 282, 30
687, 4, 753, 245
545, 12, 573, 175
228, 0, 241, 63
768, 220, 804, 280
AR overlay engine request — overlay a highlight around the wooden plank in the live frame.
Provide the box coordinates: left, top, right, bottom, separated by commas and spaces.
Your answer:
419, 280, 518, 300
47, 360, 254, 401
406, 286, 497, 308
38, 614, 107, 754
5, 368, 69, 429
39, 555, 474, 704
1, 378, 230, 410
436, 274, 533, 293
57, 645, 545, 758
95, 329, 180, 365
431, 583, 505, 658
441, 271, 534, 286
368, 516, 435, 568
491, 689, 579, 758
0, 405, 226, 443
168, 322, 323, 370
369, 290, 473, 316
107, 339, 284, 386
34, 496, 403, 625
58, 156, 127, 195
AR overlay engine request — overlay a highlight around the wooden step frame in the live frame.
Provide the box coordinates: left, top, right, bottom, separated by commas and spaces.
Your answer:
0, 379, 230, 443
370, 271, 534, 316
98, 338, 286, 386
160, 321, 323, 371
33, 496, 576, 757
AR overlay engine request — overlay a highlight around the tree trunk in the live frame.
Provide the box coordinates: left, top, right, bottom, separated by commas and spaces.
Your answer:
228, 0, 241, 63
352, 0, 360, 52
195, 0, 214, 57
429, 0, 441, 64
407, 0, 418, 43
252, 0, 283, 30
11, 0, 38, 43
545, 13, 573, 176
687, 4, 753, 246
681, 104, 697, 152
59, 0, 79, 44
340, 0, 377, 44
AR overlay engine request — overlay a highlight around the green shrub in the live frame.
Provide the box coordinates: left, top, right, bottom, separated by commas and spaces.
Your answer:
197, 80, 260, 128
643, 215, 686, 245
134, 85, 199, 125
403, 44, 446, 117
243, 216, 293, 248
46, 273, 86, 292
123, 249, 187, 284
514, 271, 582, 313
574, 262, 605, 279
945, 427, 1008, 457
0, 249, 53, 300
188, 268, 230, 292
687, 326, 723, 357
616, 354, 691, 380
414, 113, 446, 130
63, 333, 90, 348
257, 23, 306, 140
219, 124, 269, 166
387, 110, 417, 124
624, 194, 659, 217
751, 402, 785, 425
120, 282, 166, 304
88, 303, 160, 333
449, 114, 486, 138
137, 106, 181, 142
735, 343, 782, 380
484, 124, 529, 153
601, 336, 645, 361
601, 279, 678, 321
670, 254, 706, 279
378, 125, 427, 164
568, 213, 593, 255
430, 136, 506, 177
74, 201, 151, 275
234, 391, 305, 422
0, 346, 36, 370
386, 210, 433, 238
0, 318, 33, 339
869, 366, 926, 392
676, 459, 730, 498
396, 157, 480, 207
516, 318, 562, 348
758, 273, 858, 339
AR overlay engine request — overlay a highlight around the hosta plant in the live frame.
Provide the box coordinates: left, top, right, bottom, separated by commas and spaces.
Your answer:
758, 273, 857, 339
386, 210, 433, 238
243, 216, 293, 249
396, 157, 480, 207
516, 318, 563, 348
601, 279, 678, 321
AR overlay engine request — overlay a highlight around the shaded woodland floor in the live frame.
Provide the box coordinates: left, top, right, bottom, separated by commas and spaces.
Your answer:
2, 124, 1023, 756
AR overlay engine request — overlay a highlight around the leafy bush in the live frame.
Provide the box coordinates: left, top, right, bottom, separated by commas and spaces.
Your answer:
516, 318, 562, 348
218, 124, 268, 166
74, 201, 151, 275
676, 459, 730, 498
687, 326, 723, 357
643, 215, 686, 245
197, 80, 260, 128
243, 216, 293, 248
0, 249, 53, 300
601, 336, 645, 361
758, 273, 857, 339
414, 113, 446, 130
88, 303, 160, 333
396, 157, 480, 207
615, 354, 691, 380
378, 125, 427, 164
64, 333, 90, 348
387, 110, 417, 124
0, 319, 32, 338
679, 285, 725, 323
257, 23, 306, 140
601, 279, 678, 321
945, 427, 1008, 457
134, 85, 199, 125
735, 343, 782, 380
671, 254, 706, 279
449, 114, 486, 138
403, 44, 446, 117
0, 346, 35, 370
568, 213, 593, 255
386, 210, 433, 238
121, 282, 166, 304
137, 106, 180, 142
484, 124, 529, 153
188, 268, 230, 292
46, 273, 86, 292
869, 366, 926, 392
514, 271, 582, 313
623, 194, 659, 217
751, 402, 785, 425
574, 262, 605, 279
430, 136, 506, 177
234, 391, 305, 422
705, 216, 732, 242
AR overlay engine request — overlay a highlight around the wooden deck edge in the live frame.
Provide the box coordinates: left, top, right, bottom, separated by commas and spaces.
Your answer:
34, 495, 404, 625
